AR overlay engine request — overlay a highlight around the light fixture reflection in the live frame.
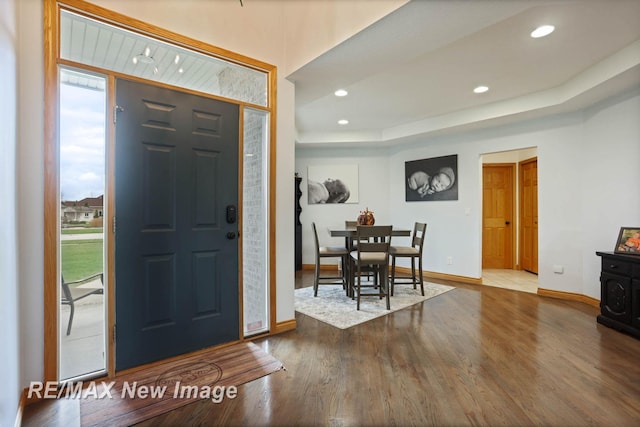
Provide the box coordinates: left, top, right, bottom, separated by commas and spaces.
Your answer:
132, 46, 159, 73
132, 48, 156, 65
334, 89, 348, 97
473, 86, 489, 94
338, 119, 349, 125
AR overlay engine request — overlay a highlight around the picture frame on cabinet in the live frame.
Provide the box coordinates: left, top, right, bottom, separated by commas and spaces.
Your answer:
614, 227, 640, 254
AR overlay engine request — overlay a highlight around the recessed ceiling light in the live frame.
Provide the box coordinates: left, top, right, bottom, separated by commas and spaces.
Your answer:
338, 119, 349, 125
531, 25, 555, 38
473, 86, 489, 94
334, 89, 348, 97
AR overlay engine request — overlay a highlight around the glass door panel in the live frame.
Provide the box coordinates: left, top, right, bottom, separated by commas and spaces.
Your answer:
242, 107, 269, 336
59, 68, 107, 381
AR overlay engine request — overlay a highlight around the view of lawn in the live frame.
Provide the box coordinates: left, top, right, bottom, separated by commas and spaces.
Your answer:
61, 227, 103, 235
62, 239, 103, 283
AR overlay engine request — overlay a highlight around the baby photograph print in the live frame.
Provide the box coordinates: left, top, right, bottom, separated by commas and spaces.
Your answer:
405, 154, 458, 202
307, 164, 359, 204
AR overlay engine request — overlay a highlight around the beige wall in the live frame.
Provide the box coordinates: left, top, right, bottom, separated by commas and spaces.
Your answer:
280, 0, 407, 74
93, 0, 406, 76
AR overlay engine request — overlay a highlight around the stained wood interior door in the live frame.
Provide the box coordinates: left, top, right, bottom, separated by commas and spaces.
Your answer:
482, 164, 515, 269
520, 158, 538, 273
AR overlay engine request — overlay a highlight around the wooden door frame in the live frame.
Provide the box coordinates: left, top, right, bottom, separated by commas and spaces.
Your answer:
482, 163, 516, 270
44, 0, 277, 382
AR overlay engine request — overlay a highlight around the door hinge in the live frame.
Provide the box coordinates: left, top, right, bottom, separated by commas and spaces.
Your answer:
112, 216, 116, 233
114, 105, 124, 124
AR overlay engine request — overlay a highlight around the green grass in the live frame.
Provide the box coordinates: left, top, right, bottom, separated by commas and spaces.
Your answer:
61, 227, 103, 235
61, 239, 103, 283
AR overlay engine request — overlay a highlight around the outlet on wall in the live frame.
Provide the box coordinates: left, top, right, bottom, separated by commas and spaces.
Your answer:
447, 256, 453, 265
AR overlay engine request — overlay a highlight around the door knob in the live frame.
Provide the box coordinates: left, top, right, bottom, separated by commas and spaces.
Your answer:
226, 232, 236, 239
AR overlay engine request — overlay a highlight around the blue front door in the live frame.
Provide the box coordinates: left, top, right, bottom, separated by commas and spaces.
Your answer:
114, 79, 240, 370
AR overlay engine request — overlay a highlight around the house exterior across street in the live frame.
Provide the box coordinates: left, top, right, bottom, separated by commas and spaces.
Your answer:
61, 195, 103, 225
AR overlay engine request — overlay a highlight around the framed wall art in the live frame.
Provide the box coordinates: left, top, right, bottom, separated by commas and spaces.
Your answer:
614, 227, 640, 254
307, 164, 359, 204
405, 154, 458, 201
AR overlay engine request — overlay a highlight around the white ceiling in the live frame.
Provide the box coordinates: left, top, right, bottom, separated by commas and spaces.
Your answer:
288, 0, 640, 147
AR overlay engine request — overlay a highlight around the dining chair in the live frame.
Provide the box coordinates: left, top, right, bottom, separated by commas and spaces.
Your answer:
389, 222, 427, 296
345, 220, 374, 283
312, 222, 350, 296
349, 225, 393, 310
61, 272, 104, 335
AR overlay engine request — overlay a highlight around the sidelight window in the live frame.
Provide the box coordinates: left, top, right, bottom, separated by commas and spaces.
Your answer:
59, 68, 107, 381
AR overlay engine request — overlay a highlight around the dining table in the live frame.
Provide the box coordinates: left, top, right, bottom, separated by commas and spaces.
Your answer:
329, 226, 411, 250
328, 225, 411, 297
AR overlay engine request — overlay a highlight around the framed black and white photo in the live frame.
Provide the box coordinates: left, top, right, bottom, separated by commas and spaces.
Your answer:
307, 164, 359, 204
405, 154, 458, 201
615, 227, 640, 254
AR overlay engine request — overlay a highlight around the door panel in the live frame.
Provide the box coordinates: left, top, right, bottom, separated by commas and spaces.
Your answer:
115, 79, 239, 370
482, 164, 514, 269
520, 158, 538, 273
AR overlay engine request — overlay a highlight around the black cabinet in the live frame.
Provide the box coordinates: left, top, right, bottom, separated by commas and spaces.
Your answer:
596, 251, 640, 338
295, 176, 302, 270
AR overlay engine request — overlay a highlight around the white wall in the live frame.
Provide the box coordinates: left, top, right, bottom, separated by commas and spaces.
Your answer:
296, 91, 640, 300
389, 135, 486, 279
482, 147, 537, 163
17, 0, 44, 401
275, 76, 296, 323
579, 93, 640, 297
0, 0, 19, 424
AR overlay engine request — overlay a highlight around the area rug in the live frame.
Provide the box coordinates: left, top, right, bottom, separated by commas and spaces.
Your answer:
295, 282, 455, 329
79, 341, 284, 426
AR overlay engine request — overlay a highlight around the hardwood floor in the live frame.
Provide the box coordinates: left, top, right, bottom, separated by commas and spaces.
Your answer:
25, 271, 640, 426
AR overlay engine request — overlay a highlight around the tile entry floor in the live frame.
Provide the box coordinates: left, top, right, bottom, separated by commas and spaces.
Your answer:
481, 269, 538, 294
